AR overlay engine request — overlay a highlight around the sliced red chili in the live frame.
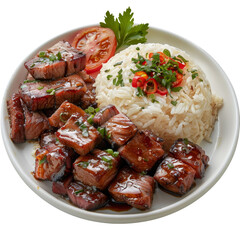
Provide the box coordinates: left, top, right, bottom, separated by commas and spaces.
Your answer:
156, 88, 168, 96
172, 71, 183, 87
143, 78, 158, 94
132, 75, 146, 88
135, 71, 148, 80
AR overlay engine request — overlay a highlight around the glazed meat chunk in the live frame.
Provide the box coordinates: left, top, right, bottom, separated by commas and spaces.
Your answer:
20, 74, 87, 111
119, 130, 164, 173
92, 104, 119, 127
108, 167, 155, 210
154, 155, 196, 195
49, 101, 86, 128
73, 149, 120, 190
23, 103, 50, 140
7, 93, 25, 143
67, 181, 108, 210
35, 132, 74, 181
103, 113, 137, 148
56, 114, 101, 156
169, 138, 209, 179
52, 175, 73, 196
24, 41, 86, 80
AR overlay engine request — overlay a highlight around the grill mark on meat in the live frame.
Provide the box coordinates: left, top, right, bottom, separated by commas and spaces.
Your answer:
20, 74, 87, 111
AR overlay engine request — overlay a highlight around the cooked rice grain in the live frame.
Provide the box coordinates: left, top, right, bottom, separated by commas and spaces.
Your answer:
95, 43, 223, 146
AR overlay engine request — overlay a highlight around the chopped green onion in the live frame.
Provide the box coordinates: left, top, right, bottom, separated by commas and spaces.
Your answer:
107, 75, 113, 80
39, 51, 46, 58
136, 47, 140, 50
87, 114, 94, 124
167, 163, 174, 169
163, 49, 171, 57
171, 87, 182, 92
171, 100, 178, 106
37, 86, 44, 90
49, 54, 57, 61
113, 61, 123, 67
75, 189, 84, 195
78, 161, 89, 168
39, 155, 47, 165
56, 51, 62, 60
177, 55, 188, 63
104, 69, 110, 73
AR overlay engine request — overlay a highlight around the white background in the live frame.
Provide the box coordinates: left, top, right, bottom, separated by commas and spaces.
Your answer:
1, 0, 239, 239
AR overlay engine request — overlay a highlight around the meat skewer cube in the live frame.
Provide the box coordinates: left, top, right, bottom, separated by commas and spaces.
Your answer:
169, 138, 209, 179
52, 175, 73, 196
118, 130, 164, 173
92, 104, 119, 127
7, 93, 25, 143
35, 132, 74, 181
102, 113, 137, 148
56, 114, 101, 156
108, 167, 155, 210
73, 149, 121, 190
24, 41, 86, 80
67, 181, 108, 210
49, 101, 87, 128
154, 155, 196, 195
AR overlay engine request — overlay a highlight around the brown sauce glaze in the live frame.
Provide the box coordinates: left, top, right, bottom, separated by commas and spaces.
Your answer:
100, 198, 132, 212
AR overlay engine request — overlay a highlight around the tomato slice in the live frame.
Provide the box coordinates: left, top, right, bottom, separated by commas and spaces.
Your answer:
72, 26, 117, 73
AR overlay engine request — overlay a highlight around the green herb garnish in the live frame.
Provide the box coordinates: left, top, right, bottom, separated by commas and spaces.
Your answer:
136, 47, 140, 50
78, 161, 89, 168
136, 86, 144, 97
23, 79, 37, 83
49, 54, 57, 62
171, 100, 178, 106
112, 69, 124, 86
56, 51, 62, 60
167, 163, 174, 169
163, 49, 171, 57
60, 112, 68, 123
105, 149, 119, 157
87, 114, 94, 124
113, 61, 123, 67
107, 75, 113, 80
75, 189, 84, 195
37, 86, 44, 90
177, 55, 188, 63
100, 7, 149, 50
39, 155, 47, 165
39, 51, 46, 58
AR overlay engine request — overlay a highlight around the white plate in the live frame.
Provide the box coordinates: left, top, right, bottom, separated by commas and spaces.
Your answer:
1, 26, 239, 223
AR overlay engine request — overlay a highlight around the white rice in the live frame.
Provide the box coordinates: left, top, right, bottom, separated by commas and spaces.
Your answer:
95, 43, 223, 146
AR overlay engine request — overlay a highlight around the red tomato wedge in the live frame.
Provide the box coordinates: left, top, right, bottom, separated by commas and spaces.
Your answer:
72, 27, 117, 73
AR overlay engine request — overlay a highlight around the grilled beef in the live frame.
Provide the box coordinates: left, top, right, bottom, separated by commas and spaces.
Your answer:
169, 138, 209, 179
35, 132, 74, 181
67, 181, 108, 210
20, 74, 87, 111
52, 175, 73, 195
7, 93, 25, 143
108, 167, 155, 210
79, 82, 96, 109
24, 41, 86, 80
92, 104, 119, 127
49, 101, 86, 128
154, 155, 196, 195
73, 149, 120, 190
119, 130, 164, 173
56, 114, 101, 156
103, 113, 137, 148
23, 103, 50, 140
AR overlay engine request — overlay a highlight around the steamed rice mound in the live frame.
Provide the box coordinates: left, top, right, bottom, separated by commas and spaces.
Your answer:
95, 43, 223, 146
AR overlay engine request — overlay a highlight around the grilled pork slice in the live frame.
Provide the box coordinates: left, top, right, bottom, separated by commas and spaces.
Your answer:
20, 74, 87, 111
67, 181, 108, 210
7, 93, 25, 143
73, 149, 120, 190
24, 41, 86, 80
23, 103, 50, 140
108, 167, 155, 210
56, 114, 101, 156
49, 101, 86, 128
103, 113, 137, 148
79, 82, 96, 109
119, 130, 164, 173
52, 175, 73, 195
169, 138, 209, 179
35, 132, 74, 181
93, 105, 119, 127
154, 155, 196, 195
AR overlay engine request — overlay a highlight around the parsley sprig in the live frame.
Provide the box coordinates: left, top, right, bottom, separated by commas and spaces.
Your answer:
100, 7, 149, 50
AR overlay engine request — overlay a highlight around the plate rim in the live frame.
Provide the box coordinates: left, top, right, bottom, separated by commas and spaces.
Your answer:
1, 25, 239, 223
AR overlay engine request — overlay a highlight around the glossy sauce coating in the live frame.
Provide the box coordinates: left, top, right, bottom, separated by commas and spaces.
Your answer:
154, 155, 196, 195
169, 138, 209, 178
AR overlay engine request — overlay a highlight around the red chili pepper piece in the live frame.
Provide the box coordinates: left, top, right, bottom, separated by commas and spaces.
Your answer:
132, 75, 146, 88
156, 88, 168, 96
172, 71, 183, 87
143, 78, 158, 94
